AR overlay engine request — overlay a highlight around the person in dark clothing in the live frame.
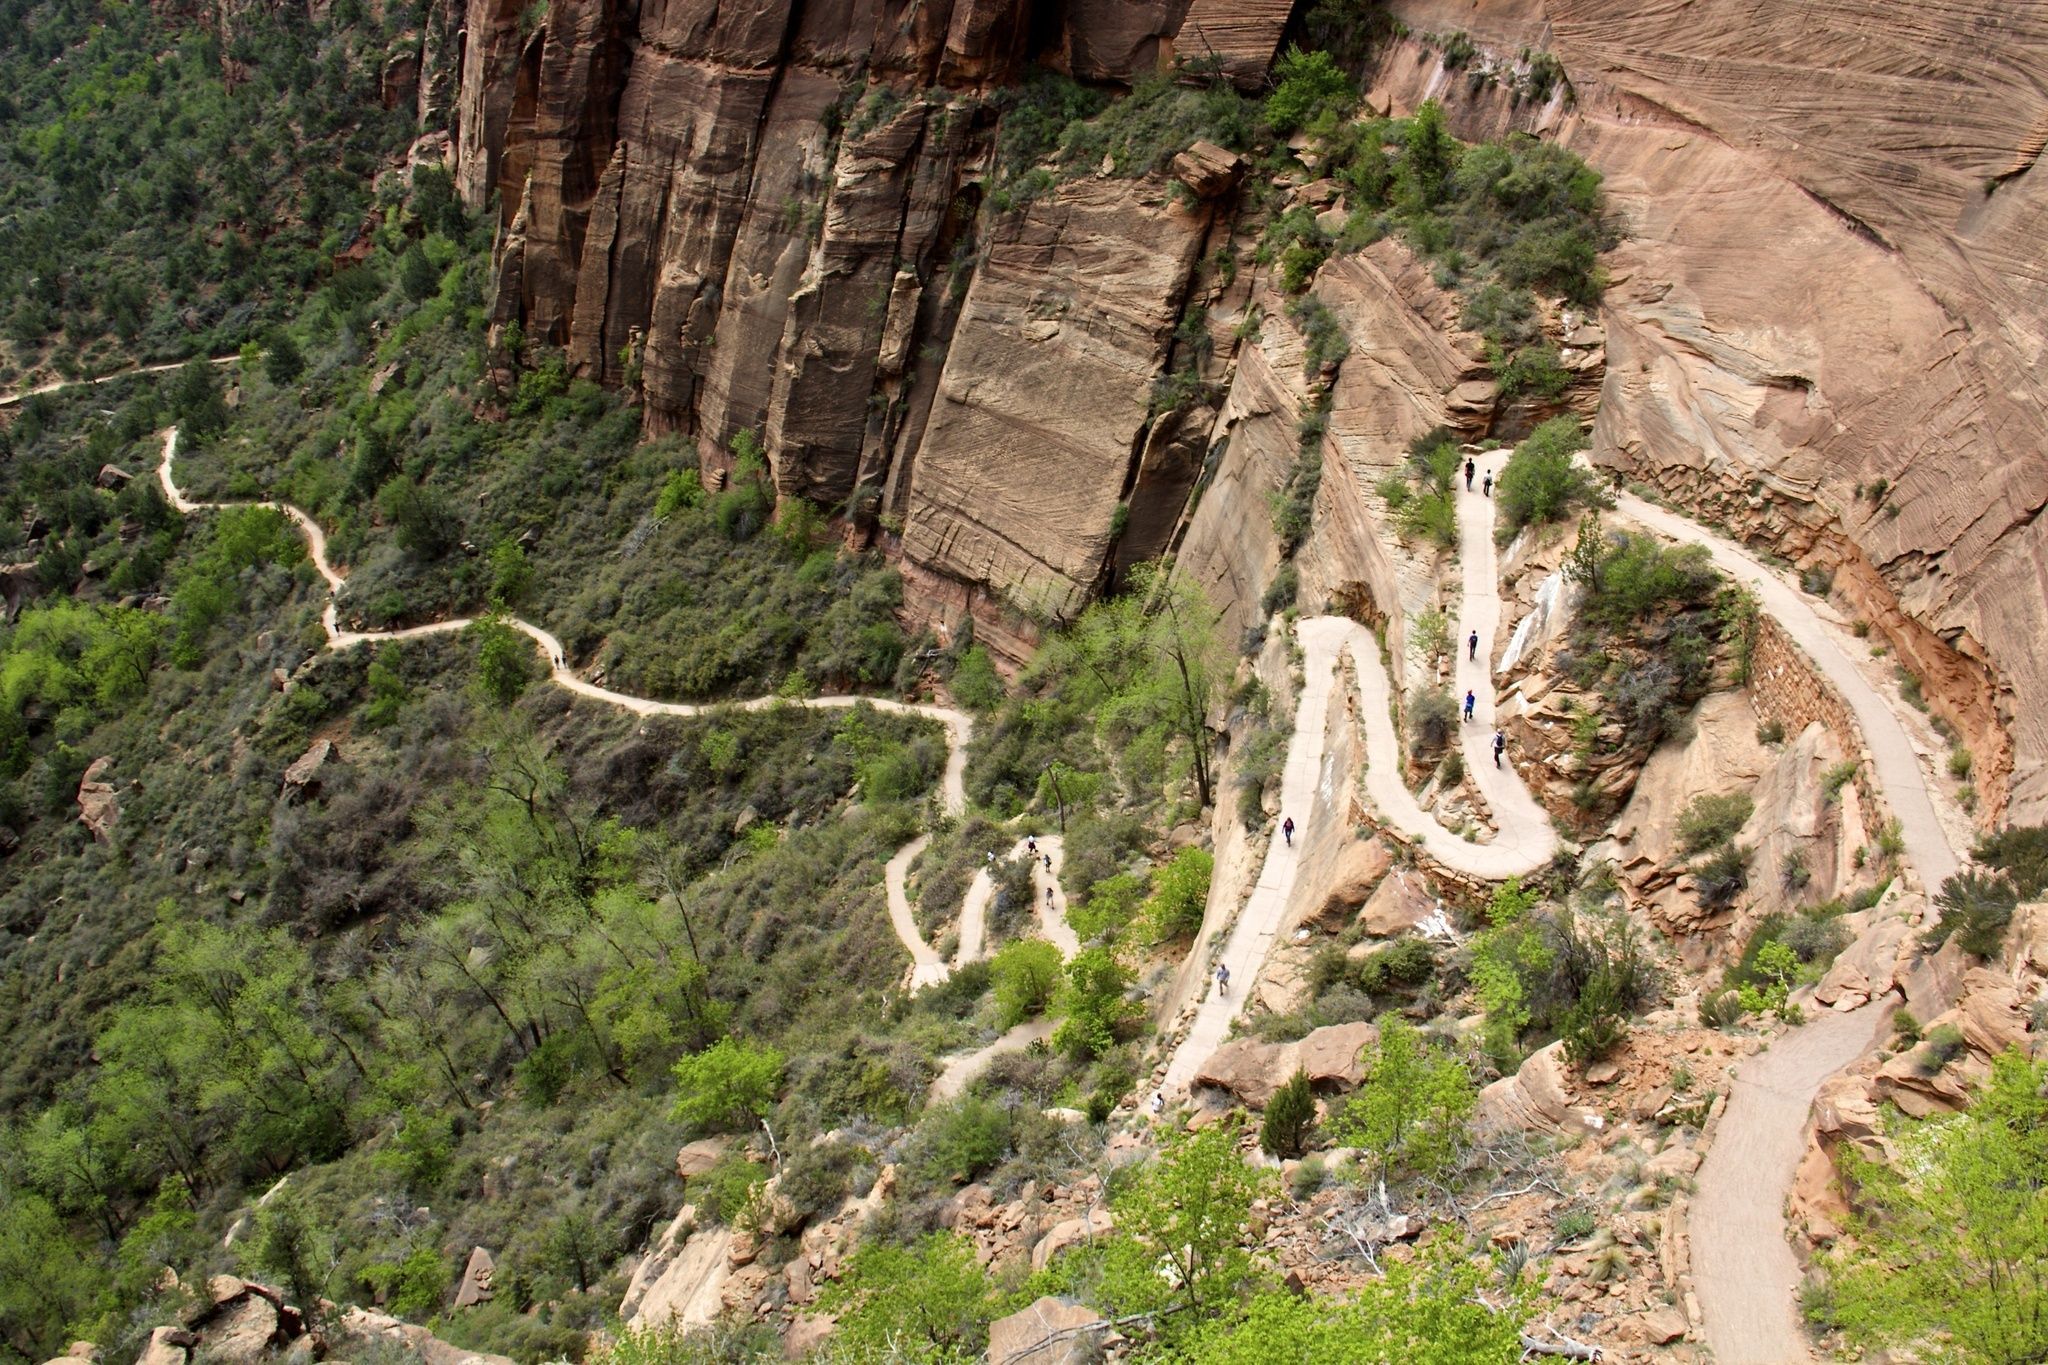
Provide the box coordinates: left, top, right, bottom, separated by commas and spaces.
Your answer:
1464, 457, 1476, 490
1482, 471, 1493, 497
1463, 689, 1476, 722
1282, 816, 1296, 847
1468, 630, 1479, 661
1493, 729, 1506, 768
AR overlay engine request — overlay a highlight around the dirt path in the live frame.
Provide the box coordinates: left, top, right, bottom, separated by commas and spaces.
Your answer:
0, 354, 237, 409
159, 427, 979, 981
1691, 1005, 1887, 1364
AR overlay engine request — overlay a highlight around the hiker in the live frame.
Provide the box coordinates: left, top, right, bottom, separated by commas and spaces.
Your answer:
1026, 835, 1038, 857
1282, 815, 1296, 848
1046, 884, 1055, 908
986, 851, 995, 867
1468, 629, 1479, 661
1482, 470, 1493, 498
1493, 729, 1507, 769
1216, 962, 1230, 996
1044, 852, 1053, 873
1463, 689, 1476, 722
1464, 457, 1476, 490
1151, 1091, 1165, 1117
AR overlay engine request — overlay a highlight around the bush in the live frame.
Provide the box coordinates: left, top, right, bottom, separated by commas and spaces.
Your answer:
1699, 988, 1745, 1029
913, 1096, 1012, 1185
990, 938, 1063, 1028
1496, 417, 1597, 529
1693, 842, 1751, 910
1925, 871, 2019, 958
1676, 792, 1754, 855
1287, 294, 1350, 371
1355, 938, 1436, 996
1974, 824, 2048, 898
688, 1151, 766, 1225
469, 615, 537, 704
1265, 47, 1354, 135
948, 647, 1003, 713
1260, 1069, 1317, 1159
1146, 846, 1213, 941
670, 1038, 785, 1133
1917, 1024, 1967, 1074
1493, 342, 1572, 400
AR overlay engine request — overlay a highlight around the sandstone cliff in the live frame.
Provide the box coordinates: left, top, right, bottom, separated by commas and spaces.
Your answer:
450, 0, 1298, 651
1361, 1, 2048, 824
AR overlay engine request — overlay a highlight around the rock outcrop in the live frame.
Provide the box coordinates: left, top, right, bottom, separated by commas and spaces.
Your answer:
75, 757, 117, 843
1192, 1019, 1376, 1108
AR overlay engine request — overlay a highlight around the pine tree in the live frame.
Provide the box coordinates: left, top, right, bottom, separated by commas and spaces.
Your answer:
1260, 1068, 1317, 1159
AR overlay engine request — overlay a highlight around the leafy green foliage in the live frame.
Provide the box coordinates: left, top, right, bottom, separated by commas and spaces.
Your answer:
1052, 947, 1140, 1061
1496, 417, 1598, 529
1185, 1245, 1529, 1363
1330, 1018, 1475, 1182
990, 937, 1063, 1028
1927, 871, 2021, 958
1145, 846, 1213, 940
1265, 47, 1356, 135
1819, 1051, 2048, 1364
1096, 1121, 1275, 1323
1677, 792, 1754, 856
669, 1038, 785, 1133
819, 1232, 1005, 1362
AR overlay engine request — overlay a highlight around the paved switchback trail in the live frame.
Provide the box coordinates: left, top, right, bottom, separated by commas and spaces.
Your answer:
1609, 490, 1963, 1364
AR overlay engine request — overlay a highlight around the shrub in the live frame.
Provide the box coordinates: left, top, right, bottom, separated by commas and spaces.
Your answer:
1560, 967, 1629, 1068
1823, 760, 1860, 800
1693, 842, 1750, 910
1554, 1209, 1596, 1243
1265, 47, 1354, 134
948, 646, 1004, 713
1496, 417, 1597, 529
1492, 343, 1572, 400
469, 615, 537, 704
914, 1096, 1012, 1185
1925, 870, 2019, 958
1260, 1068, 1317, 1159
670, 1038, 785, 1133
1917, 1024, 1967, 1074
1699, 988, 1745, 1029
1948, 747, 1973, 781
1395, 488, 1456, 547
1355, 938, 1436, 996
689, 1151, 766, 1225
990, 938, 1063, 1028
1676, 792, 1754, 855
1146, 847, 1214, 941
1287, 295, 1350, 371
1975, 824, 2048, 897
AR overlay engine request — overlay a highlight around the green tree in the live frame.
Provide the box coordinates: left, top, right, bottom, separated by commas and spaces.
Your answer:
488, 538, 534, 607
1330, 1018, 1475, 1182
1184, 1245, 1528, 1362
670, 1038, 785, 1132
1049, 562, 1228, 808
1051, 946, 1139, 1061
990, 937, 1063, 1028
1100, 1121, 1274, 1322
244, 1191, 333, 1319
398, 242, 439, 301
1265, 46, 1353, 134
1496, 417, 1598, 529
1822, 1050, 2048, 1364
469, 615, 536, 705
1397, 99, 1460, 211
264, 329, 305, 386
818, 1232, 1002, 1362
1260, 1068, 1317, 1159
1146, 845, 1213, 940
0, 1185, 97, 1362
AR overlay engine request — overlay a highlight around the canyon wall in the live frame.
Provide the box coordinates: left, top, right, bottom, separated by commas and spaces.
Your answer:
451, 0, 2048, 824
1364, 0, 2048, 824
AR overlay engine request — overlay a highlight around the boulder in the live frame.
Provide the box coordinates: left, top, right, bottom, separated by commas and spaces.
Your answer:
199, 1293, 279, 1364
1643, 1142, 1701, 1182
1311, 838, 1391, 928
1030, 1211, 1113, 1273
135, 1329, 197, 1365
1193, 1020, 1376, 1107
674, 1138, 728, 1180
282, 739, 332, 797
988, 1296, 1107, 1364
781, 1316, 834, 1360
95, 464, 133, 489
1358, 867, 1434, 937
337, 1308, 518, 1365
453, 1246, 495, 1309
1638, 1306, 1688, 1345
1477, 1042, 1582, 1135
1170, 140, 1246, 199
76, 757, 117, 842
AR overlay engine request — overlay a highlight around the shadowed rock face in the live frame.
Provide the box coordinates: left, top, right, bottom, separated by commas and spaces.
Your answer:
1365, 0, 2048, 823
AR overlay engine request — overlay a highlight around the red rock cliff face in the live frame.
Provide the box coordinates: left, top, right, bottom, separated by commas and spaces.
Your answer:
450, 0, 1280, 653
1359, 0, 2048, 825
